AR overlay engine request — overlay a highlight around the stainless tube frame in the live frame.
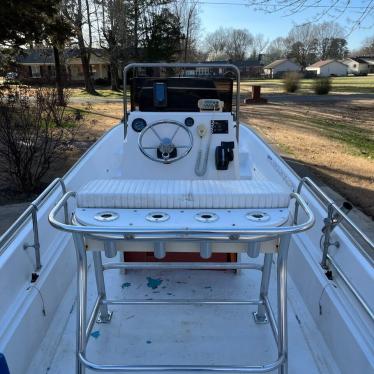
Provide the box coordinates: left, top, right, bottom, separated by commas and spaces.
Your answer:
294, 177, 374, 322
254, 253, 273, 323
75, 240, 288, 373
294, 177, 374, 254
49, 191, 316, 374
0, 177, 68, 273
92, 252, 112, 323
49, 192, 314, 238
122, 63, 241, 141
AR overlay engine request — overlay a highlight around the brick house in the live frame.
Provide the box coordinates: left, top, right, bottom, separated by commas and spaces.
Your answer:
16, 48, 110, 83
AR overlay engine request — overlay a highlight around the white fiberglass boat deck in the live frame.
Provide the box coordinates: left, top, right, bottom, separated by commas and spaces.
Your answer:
0, 63, 373, 374
28, 256, 337, 374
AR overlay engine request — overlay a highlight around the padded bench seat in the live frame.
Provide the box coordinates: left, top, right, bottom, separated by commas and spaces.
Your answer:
77, 179, 290, 209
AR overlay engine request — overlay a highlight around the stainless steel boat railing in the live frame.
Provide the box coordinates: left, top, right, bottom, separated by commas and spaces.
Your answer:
294, 176, 374, 321
0, 178, 68, 272
50, 191, 314, 238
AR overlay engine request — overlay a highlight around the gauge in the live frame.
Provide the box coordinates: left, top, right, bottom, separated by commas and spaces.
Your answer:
131, 118, 147, 132
184, 117, 194, 127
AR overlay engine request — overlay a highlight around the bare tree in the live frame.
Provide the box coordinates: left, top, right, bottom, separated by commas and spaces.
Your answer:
246, 1, 374, 32
63, 0, 97, 95
314, 21, 346, 59
94, 0, 127, 90
173, 0, 201, 61
357, 35, 374, 55
0, 86, 80, 192
205, 27, 228, 60
226, 29, 253, 61
284, 22, 349, 65
265, 37, 288, 63
250, 33, 269, 60
205, 27, 253, 61
287, 23, 319, 67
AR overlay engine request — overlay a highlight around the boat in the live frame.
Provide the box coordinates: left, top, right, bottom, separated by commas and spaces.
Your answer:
0, 63, 373, 374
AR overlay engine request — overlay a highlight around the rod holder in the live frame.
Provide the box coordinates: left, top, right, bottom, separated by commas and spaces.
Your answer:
154, 241, 166, 259
200, 241, 212, 259
103, 241, 117, 258
247, 242, 261, 258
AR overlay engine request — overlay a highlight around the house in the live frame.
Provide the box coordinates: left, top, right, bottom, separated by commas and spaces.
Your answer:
342, 57, 368, 76
306, 59, 347, 77
263, 59, 301, 78
357, 56, 374, 73
233, 59, 264, 78
16, 48, 110, 83
182, 59, 264, 78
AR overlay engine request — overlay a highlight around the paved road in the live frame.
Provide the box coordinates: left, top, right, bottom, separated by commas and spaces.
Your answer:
69, 92, 374, 105
0, 202, 29, 235
263, 92, 374, 104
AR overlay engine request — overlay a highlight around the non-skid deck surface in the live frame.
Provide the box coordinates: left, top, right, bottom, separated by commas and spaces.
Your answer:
29, 255, 338, 374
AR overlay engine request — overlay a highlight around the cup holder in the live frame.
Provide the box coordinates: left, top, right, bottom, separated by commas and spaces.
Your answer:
246, 211, 270, 222
94, 211, 119, 222
146, 212, 170, 222
195, 212, 218, 223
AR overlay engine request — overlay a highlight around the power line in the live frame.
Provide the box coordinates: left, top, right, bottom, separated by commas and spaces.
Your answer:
188, 0, 372, 10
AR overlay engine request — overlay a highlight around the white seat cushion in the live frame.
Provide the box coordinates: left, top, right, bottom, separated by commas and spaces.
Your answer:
77, 179, 290, 209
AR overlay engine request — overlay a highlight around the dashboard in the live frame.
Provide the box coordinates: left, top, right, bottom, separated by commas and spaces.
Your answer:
122, 111, 239, 180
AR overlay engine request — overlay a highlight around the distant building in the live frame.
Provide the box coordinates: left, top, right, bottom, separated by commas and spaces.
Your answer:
306, 59, 347, 77
233, 59, 264, 77
342, 57, 369, 76
263, 59, 301, 78
183, 59, 264, 78
16, 48, 110, 83
357, 56, 374, 73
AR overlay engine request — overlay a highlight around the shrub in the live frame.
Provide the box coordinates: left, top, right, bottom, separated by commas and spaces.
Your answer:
314, 77, 331, 95
0, 86, 80, 193
283, 72, 301, 93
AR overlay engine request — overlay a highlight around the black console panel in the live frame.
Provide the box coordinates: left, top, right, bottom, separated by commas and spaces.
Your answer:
211, 120, 228, 134
215, 141, 235, 170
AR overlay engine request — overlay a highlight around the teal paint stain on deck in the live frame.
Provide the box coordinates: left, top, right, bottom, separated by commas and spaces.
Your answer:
146, 277, 163, 289
91, 331, 100, 339
121, 282, 132, 289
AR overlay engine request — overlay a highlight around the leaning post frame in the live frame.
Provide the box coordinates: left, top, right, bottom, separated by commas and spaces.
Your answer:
48, 192, 315, 374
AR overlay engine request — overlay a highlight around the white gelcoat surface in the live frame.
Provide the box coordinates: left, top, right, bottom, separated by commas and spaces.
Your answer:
28, 253, 339, 374
1, 123, 372, 374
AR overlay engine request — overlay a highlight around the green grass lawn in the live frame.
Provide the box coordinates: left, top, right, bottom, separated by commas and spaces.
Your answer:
241, 74, 374, 94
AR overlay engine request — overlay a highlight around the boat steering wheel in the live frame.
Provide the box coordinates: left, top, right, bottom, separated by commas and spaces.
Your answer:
138, 120, 193, 164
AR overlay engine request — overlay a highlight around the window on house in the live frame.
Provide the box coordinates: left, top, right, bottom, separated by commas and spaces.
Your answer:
31, 65, 41, 78
47, 65, 56, 77
197, 67, 209, 76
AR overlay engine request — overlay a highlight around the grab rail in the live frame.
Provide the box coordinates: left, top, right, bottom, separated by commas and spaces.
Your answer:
0, 178, 68, 272
294, 177, 374, 322
294, 177, 374, 259
122, 63, 241, 140
49, 192, 314, 239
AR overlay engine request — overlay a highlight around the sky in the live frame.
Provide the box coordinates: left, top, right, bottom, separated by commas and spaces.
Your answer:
197, 0, 373, 50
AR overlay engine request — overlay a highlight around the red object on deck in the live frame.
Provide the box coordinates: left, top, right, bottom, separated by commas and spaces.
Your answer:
124, 252, 237, 264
